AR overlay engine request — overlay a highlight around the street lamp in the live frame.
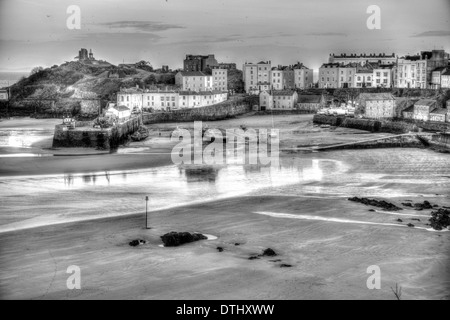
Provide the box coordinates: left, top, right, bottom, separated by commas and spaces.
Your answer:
145, 196, 150, 229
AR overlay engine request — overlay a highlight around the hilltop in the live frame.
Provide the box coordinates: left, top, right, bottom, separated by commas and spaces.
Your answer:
2, 60, 177, 117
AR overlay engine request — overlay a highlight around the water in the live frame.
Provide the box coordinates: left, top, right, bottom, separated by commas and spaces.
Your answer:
0, 158, 342, 232
0, 129, 54, 148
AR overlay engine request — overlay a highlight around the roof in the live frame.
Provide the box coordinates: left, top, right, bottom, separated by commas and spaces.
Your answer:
320, 63, 340, 68
358, 93, 395, 100
442, 70, 450, 76
395, 97, 419, 110
112, 105, 130, 111
433, 67, 447, 72
430, 108, 449, 115
177, 71, 207, 77
272, 90, 296, 96
298, 95, 323, 103
415, 99, 437, 106
179, 90, 227, 96
402, 105, 415, 113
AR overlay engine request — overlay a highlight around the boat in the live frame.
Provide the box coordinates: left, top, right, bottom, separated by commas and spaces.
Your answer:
131, 125, 149, 141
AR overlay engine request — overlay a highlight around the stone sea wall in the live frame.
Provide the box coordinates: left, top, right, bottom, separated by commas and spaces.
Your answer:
142, 98, 254, 124
52, 116, 142, 149
313, 115, 450, 134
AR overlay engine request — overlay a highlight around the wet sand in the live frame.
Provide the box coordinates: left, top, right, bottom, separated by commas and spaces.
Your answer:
0, 195, 448, 300
0, 116, 449, 300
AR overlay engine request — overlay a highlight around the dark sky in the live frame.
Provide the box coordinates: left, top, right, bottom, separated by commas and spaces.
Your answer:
0, 0, 449, 72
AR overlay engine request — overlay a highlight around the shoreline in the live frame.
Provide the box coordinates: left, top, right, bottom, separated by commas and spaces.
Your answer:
1, 195, 448, 300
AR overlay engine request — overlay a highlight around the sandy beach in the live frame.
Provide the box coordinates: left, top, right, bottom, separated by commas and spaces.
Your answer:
0, 116, 449, 300
0, 194, 448, 300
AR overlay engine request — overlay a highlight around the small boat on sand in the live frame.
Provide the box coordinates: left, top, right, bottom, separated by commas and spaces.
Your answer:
131, 126, 149, 141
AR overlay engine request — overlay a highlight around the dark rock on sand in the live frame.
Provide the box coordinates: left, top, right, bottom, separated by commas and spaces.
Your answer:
407, 223, 415, 228
397, 219, 403, 223
368, 209, 375, 212
280, 264, 292, 268
411, 218, 421, 222
160, 232, 207, 247
429, 208, 450, 231
402, 203, 412, 207
248, 256, 260, 260
234, 243, 240, 246
348, 197, 402, 211
261, 248, 277, 257
414, 201, 434, 210
129, 239, 146, 247
216, 247, 224, 252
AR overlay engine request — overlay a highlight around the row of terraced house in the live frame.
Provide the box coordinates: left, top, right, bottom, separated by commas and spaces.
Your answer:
318, 50, 450, 89
358, 93, 450, 123
243, 50, 449, 93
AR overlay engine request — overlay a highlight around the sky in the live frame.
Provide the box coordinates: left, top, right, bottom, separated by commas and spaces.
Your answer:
0, 0, 449, 73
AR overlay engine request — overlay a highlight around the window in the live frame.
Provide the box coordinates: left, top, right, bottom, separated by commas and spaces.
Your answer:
121, 96, 124, 102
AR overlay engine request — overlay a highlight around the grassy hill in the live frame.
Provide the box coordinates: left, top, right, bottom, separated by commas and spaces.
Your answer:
2, 60, 177, 117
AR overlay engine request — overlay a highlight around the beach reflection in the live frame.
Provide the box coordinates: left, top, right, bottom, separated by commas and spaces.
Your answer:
0, 158, 334, 232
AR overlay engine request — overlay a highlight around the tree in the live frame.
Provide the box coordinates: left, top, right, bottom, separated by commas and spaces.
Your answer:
30, 66, 44, 75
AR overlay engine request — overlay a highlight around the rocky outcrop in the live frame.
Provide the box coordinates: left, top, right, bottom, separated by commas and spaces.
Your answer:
348, 197, 402, 211
429, 209, 450, 231
129, 239, 146, 247
160, 232, 207, 247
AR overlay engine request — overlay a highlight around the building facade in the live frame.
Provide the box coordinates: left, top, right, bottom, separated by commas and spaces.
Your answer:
243, 61, 272, 93
175, 71, 213, 91
212, 68, 228, 92
117, 88, 227, 111
259, 90, 298, 110
429, 108, 447, 122
329, 53, 396, 65
396, 55, 427, 88
431, 67, 447, 89
413, 99, 437, 121
441, 70, 450, 89
183, 54, 218, 72
270, 66, 295, 90
359, 93, 396, 119
293, 64, 314, 89
319, 63, 340, 88
372, 65, 394, 88
354, 65, 373, 88
297, 95, 325, 112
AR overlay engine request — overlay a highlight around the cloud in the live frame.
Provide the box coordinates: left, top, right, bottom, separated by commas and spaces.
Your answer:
96, 21, 184, 33
167, 33, 294, 45
411, 30, 450, 37
305, 32, 347, 37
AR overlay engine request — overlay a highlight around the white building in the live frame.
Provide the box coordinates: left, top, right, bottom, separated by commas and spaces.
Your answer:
143, 90, 179, 111
396, 55, 427, 88
117, 88, 228, 111
175, 71, 213, 91
441, 70, 450, 89
329, 53, 396, 66
105, 105, 131, 121
243, 61, 271, 94
179, 91, 228, 109
354, 64, 373, 88
117, 89, 144, 111
372, 65, 394, 88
